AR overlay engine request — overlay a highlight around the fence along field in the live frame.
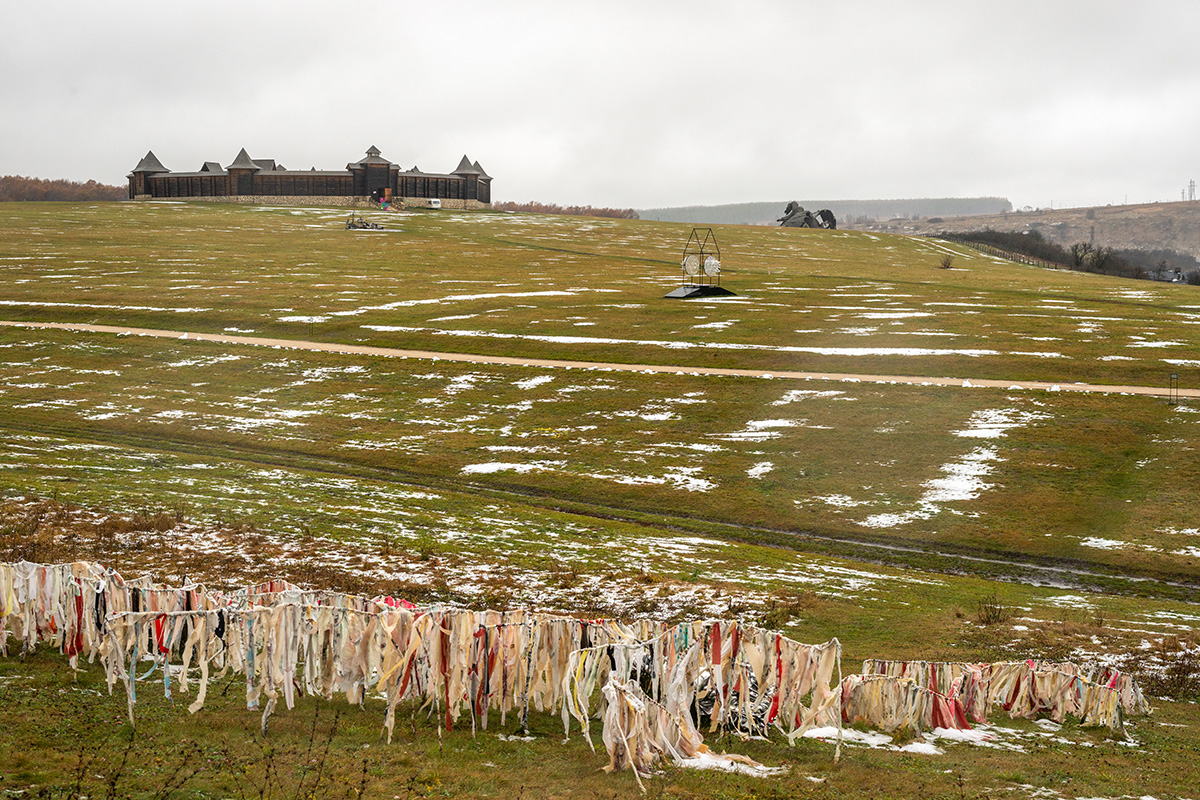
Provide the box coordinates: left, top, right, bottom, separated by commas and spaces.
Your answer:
0, 201, 1198, 797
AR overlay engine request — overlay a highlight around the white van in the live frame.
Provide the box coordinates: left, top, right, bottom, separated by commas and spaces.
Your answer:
429, 198, 442, 209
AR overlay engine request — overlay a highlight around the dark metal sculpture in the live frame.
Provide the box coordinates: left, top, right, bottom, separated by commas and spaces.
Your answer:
345, 214, 382, 230
777, 201, 837, 230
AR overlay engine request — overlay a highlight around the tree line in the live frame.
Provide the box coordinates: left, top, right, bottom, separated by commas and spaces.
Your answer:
941, 228, 1200, 284
492, 201, 639, 219
0, 175, 126, 202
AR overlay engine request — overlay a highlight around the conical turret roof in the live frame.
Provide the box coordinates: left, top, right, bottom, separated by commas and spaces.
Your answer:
131, 150, 169, 174
226, 148, 260, 171
453, 154, 480, 174
472, 160, 490, 179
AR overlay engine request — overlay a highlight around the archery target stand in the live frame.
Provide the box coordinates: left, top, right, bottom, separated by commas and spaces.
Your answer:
664, 227, 736, 299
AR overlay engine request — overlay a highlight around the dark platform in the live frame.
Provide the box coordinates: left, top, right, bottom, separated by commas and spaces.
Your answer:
664, 285, 737, 299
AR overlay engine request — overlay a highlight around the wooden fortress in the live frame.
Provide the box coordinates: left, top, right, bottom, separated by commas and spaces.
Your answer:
127, 146, 491, 208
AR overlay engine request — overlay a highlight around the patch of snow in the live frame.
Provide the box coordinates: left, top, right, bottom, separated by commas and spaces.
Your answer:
460, 461, 562, 475
747, 462, 774, 479
515, 375, 554, 390
1080, 537, 1127, 550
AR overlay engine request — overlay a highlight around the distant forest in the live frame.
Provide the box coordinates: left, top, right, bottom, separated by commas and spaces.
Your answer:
0, 176, 125, 202
640, 198, 1013, 226
943, 229, 1200, 283
493, 201, 639, 219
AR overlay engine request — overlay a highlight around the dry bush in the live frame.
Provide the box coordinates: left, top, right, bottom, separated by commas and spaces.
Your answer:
0, 500, 76, 563
465, 573, 521, 611
632, 596, 659, 615
760, 587, 819, 630
548, 559, 579, 589
975, 593, 1011, 626
1137, 636, 1200, 699
634, 569, 660, 585
1055, 607, 1106, 638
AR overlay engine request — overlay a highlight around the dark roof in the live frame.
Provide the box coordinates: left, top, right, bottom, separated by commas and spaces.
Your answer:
131, 146, 488, 186
148, 169, 352, 179
351, 145, 395, 168
227, 148, 260, 171
147, 171, 217, 179
453, 155, 480, 174
131, 150, 169, 174
403, 167, 457, 179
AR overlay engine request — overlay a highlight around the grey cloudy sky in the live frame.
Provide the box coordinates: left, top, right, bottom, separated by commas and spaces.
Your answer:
4, 0, 1198, 210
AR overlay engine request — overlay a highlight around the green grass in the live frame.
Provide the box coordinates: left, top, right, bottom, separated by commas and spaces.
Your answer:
2, 201, 1200, 385
2, 649, 1197, 800
1, 323, 1198, 587
2, 200, 1200, 797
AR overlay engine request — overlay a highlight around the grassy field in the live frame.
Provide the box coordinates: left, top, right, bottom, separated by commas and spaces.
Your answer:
3, 201, 1200, 386
1, 201, 1198, 798
2, 647, 1198, 800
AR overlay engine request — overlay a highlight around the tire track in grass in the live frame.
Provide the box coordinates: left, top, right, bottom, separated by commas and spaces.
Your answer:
6, 413, 1198, 601
2, 320, 1197, 399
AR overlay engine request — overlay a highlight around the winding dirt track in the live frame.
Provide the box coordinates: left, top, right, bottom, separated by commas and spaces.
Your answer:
4, 319, 1198, 399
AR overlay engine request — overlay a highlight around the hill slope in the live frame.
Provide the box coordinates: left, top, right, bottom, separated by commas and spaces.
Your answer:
1, 201, 1199, 798
1, 202, 1200, 589
640, 197, 1013, 225
870, 200, 1200, 259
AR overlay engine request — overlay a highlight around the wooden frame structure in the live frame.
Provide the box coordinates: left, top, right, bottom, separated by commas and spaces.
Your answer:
128, 146, 491, 206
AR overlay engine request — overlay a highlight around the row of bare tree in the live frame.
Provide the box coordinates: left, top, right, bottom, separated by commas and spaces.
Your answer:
0, 175, 126, 202
493, 200, 639, 219
942, 228, 1200, 283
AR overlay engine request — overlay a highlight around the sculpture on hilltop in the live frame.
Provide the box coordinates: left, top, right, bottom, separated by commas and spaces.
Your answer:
778, 201, 836, 229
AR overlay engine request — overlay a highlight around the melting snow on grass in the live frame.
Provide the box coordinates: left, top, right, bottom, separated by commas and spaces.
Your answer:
360, 325, 1022, 358
1080, 537, 1128, 551
814, 494, 871, 508
585, 466, 716, 492
747, 462, 774, 479
858, 407, 1046, 529
954, 408, 1047, 439
712, 419, 802, 442
772, 389, 848, 405
461, 461, 564, 475
515, 375, 554, 390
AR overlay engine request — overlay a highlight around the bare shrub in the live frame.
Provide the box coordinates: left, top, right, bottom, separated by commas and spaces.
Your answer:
634, 569, 660, 585
1137, 637, 1200, 700
549, 559, 579, 588
975, 593, 1011, 626
760, 588, 819, 630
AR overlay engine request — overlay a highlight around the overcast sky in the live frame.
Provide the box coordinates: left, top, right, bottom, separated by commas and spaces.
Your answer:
4, 1, 1198, 210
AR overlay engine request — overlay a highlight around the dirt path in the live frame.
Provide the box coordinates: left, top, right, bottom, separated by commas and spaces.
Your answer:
4, 319, 1198, 399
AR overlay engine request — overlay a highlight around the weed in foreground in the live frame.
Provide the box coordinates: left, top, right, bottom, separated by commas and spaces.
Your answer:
760, 588, 819, 630
975, 593, 1011, 626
